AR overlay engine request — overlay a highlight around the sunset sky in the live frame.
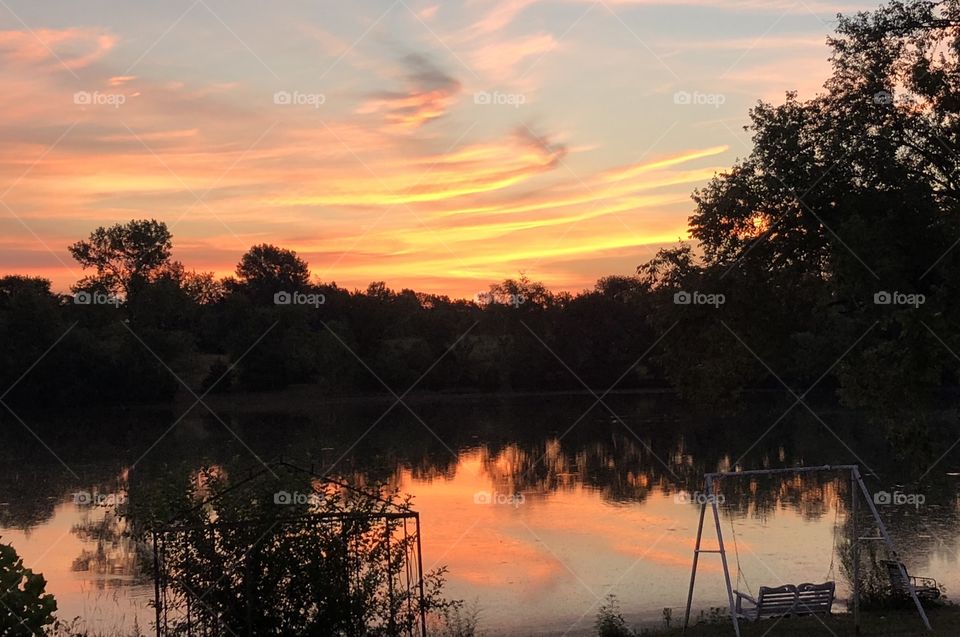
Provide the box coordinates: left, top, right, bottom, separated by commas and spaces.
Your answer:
0, 0, 880, 297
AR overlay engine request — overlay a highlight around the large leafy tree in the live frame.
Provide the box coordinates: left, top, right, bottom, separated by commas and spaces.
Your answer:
68, 219, 173, 298
223, 245, 317, 389
641, 0, 960, 410
234, 243, 311, 303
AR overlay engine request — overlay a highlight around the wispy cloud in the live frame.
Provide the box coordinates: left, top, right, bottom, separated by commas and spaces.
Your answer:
0, 27, 117, 71
357, 53, 462, 131
0, 0, 856, 295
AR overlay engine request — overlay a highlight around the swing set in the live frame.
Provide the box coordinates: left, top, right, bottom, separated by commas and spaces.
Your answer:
681, 465, 932, 636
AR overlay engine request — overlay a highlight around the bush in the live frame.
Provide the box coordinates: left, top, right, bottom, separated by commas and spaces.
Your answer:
596, 594, 634, 637
0, 539, 57, 636
429, 600, 480, 637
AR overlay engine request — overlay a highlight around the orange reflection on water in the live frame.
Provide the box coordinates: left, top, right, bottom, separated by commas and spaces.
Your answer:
3, 497, 153, 634
396, 447, 719, 633
0, 450, 864, 636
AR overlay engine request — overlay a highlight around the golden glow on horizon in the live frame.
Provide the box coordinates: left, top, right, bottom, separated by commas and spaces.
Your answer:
0, 0, 839, 296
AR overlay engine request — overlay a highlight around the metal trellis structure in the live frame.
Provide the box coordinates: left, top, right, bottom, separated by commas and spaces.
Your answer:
150, 460, 428, 637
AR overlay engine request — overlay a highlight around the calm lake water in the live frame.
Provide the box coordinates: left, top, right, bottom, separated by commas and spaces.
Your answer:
2, 393, 959, 635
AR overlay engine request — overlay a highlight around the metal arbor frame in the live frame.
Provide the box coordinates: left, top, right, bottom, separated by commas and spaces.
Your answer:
681, 465, 931, 636
150, 460, 428, 637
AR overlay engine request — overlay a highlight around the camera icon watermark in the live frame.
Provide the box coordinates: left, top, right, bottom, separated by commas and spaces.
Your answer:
673, 90, 726, 108
874, 490, 925, 510
673, 290, 725, 308
274, 290, 326, 307
73, 291, 122, 307
273, 490, 312, 505
473, 490, 525, 507
871, 90, 916, 107
273, 90, 326, 109
674, 491, 725, 505
873, 290, 925, 308
473, 91, 526, 108
73, 490, 126, 506
476, 291, 526, 307
74, 91, 126, 109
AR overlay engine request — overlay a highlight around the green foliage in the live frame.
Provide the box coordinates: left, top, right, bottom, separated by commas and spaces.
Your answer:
151, 466, 456, 636
836, 535, 898, 610
428, 599, 480, 637
0, 539, 57, 635
595, 594, 635, 637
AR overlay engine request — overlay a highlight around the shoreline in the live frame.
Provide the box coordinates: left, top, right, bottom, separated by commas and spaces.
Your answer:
2, 385, 883, 418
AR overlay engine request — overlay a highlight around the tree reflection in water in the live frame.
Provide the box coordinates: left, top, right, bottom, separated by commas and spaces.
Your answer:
1, 396, 959, 632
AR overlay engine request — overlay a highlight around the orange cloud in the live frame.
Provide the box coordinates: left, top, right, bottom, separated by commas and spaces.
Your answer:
269, 130, 566, 208
419, 4, 441, 20
0, 15, 731, 298
0, 28, 117, 71
357, 54, 461, 131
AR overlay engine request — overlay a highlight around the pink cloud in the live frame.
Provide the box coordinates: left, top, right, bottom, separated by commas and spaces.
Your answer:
356, 54, 462, 131
470, 32, 559, 82
0, 28, 117, 72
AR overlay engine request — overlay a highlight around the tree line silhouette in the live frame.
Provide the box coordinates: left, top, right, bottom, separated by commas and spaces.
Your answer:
3, 1, 960, 418
0, 220, 662, 405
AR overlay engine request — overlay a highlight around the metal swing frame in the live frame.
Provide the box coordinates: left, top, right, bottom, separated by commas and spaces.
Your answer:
681, 465, 932, 636
150, 460, 429, 637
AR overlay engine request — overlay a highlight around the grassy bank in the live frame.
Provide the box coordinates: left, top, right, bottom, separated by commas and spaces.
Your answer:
653, 607, 960, 636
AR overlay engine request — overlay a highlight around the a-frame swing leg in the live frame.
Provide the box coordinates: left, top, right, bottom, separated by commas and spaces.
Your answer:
710, 477, 741, 637
682, 480, 741, 637
853, 467, 932, 631
682, 502, 707, 633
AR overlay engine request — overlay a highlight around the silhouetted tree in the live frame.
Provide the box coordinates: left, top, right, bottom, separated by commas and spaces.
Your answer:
640, 0, 960, 413
234, 244, 310, 303
68, 219, 173, 298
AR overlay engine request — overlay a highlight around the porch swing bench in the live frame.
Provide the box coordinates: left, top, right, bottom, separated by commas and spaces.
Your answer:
683, 466, 934, 637
734, 582, 836, 622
